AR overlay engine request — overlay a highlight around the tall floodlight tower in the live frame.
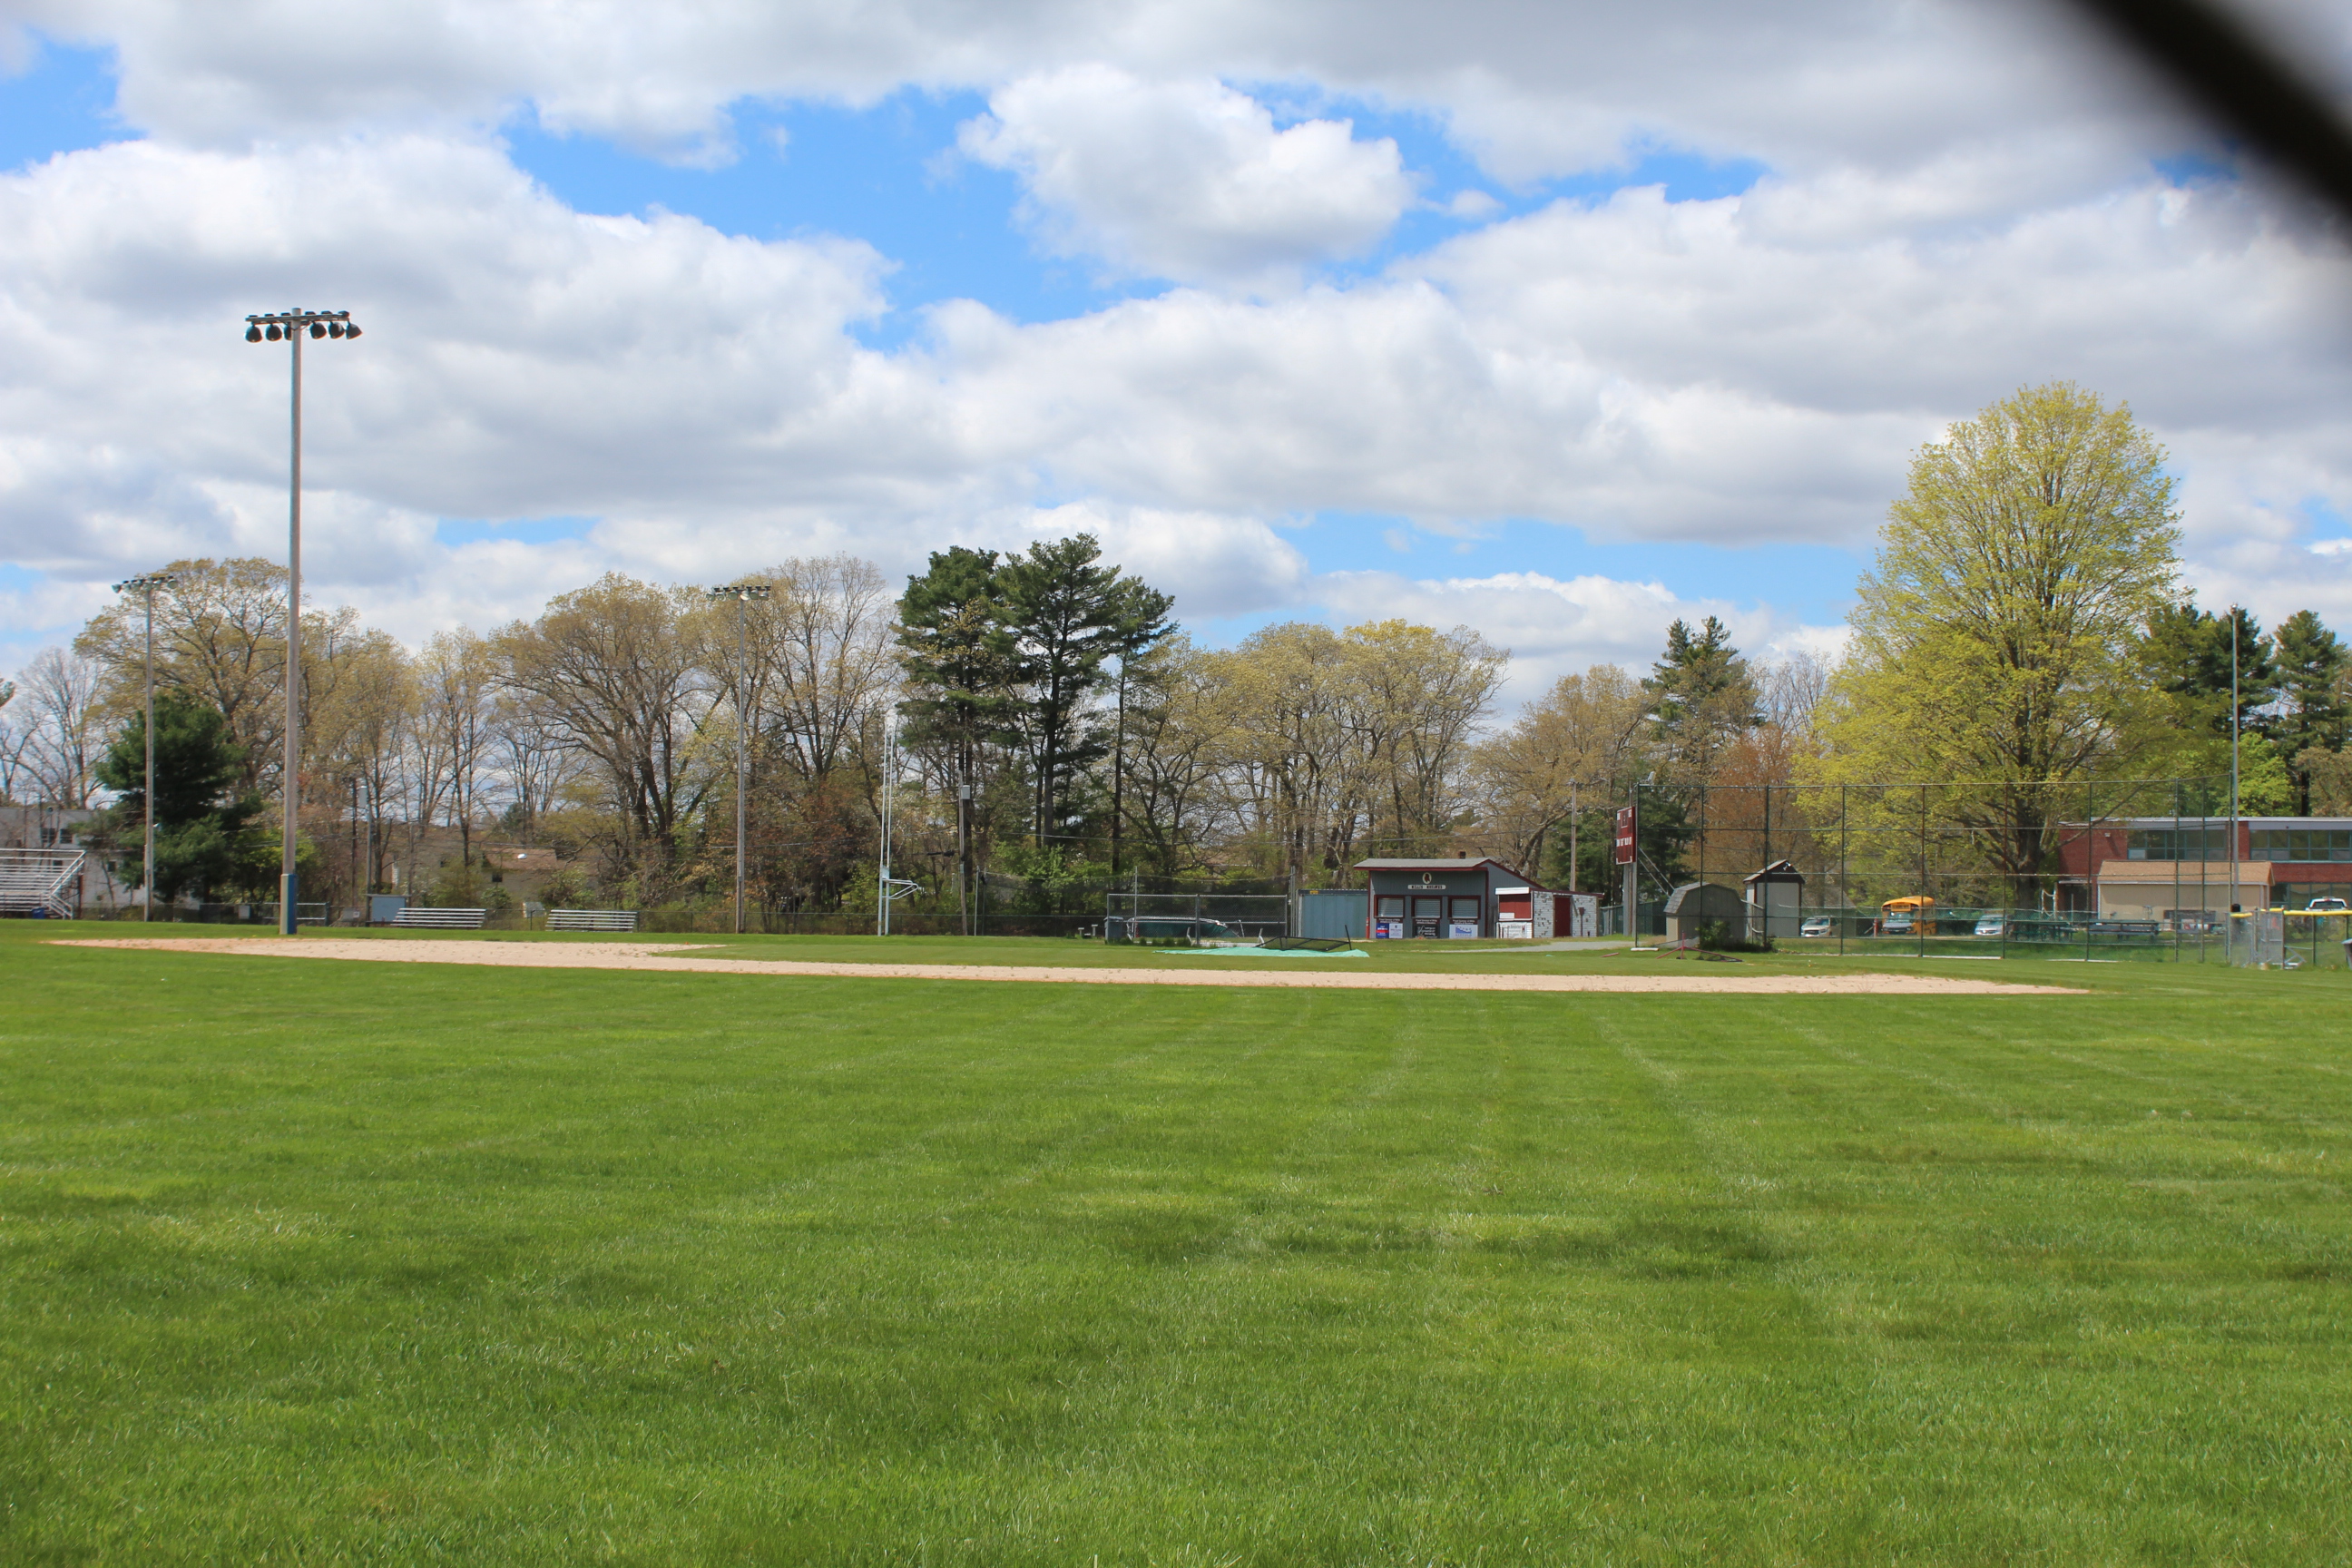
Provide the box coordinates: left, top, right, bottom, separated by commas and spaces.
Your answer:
2229, 610, 2241, 957
245, 308, 362, 936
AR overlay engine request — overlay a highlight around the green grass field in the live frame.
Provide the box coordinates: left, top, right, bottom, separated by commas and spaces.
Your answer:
3, 923, 2347, 1563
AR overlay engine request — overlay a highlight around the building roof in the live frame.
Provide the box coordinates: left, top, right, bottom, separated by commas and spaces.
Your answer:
1662, 881, 1743, 915
2099, 858, 2271, 882
2080, 817, 2352, 829
1353, 857, 1517, 872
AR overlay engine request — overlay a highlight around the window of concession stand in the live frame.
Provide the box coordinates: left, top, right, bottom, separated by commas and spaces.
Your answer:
1354, 858, 1568, 939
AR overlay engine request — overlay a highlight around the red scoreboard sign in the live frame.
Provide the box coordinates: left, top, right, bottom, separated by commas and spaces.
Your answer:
1614, 805, 1637, 865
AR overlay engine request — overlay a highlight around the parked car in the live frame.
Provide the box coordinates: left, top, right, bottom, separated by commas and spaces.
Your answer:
1798, 916, 1834, 938
1973, 914, 2007, 937
2307, 897, 2349, 913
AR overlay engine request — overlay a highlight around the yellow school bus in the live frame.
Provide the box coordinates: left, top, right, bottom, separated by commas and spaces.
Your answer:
1879, 895, 1936, 935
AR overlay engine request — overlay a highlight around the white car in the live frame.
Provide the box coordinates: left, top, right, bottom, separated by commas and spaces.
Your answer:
2307, 897, 2349, 913
1798, 916, 1833, 938
1974, 914, 2006, 937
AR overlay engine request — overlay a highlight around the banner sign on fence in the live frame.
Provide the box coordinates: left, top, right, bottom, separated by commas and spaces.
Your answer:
1614, 805, 1637, 865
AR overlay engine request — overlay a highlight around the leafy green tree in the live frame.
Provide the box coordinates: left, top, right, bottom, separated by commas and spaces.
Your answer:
93, 691, 260, 904
992, 534, 1173, 848
2143, 600, 2276, 740
898, 546, 1020, 916
1102, 574, 1179, 877
899, 547, 1015, 758
2233, 733, 2296, 816
1816, 383, 2182, 903
2270, 610, 2347, 810
1642, 616, 1759, 785
2139, 600, 2305, 812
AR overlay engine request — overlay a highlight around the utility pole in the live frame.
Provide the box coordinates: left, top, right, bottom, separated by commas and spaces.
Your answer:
957, 769, 974, 936
1567, 780, 1580, 894
2230, 609, 2241, 959
244, 308, 360, 936
877, 728, 892, 936
1110, 662, 1124, 880
707, 583, 769, 934
1617, 787, 1640, 943
112, 573, 176, 921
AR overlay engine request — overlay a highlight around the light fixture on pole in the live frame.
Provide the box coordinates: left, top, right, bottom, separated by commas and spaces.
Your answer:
112, 572, 177, 922
707, 583, 770, 934
245, 307, 361, 936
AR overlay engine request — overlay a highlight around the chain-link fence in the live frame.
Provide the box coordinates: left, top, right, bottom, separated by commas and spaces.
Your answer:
1610, 777, 2349, 968
1102, 892, 1291, 942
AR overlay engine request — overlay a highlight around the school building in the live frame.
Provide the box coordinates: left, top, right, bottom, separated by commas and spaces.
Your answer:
2058, 817, 2352, 918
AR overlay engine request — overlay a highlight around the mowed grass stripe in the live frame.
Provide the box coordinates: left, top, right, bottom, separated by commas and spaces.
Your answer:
1589, 1001, 2349, 1556
4, 931, 2351, 1563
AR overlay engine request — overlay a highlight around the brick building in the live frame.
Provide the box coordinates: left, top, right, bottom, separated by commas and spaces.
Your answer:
2056, 817, 2352, 917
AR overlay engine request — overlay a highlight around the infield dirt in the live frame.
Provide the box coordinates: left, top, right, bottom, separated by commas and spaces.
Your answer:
59, 936, 2081, 995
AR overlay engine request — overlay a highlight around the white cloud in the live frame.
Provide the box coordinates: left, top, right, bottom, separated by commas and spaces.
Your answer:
8, 5, 2352, 684
7, 130, 2352, 653
1016, 502, 1308, 615
24, 0, 2304, 188
1307, 567, 1838, 707
957, 66, 1413, 286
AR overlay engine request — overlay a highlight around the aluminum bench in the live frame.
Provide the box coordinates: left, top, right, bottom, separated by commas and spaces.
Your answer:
544, 908, 638, 932
387, 906, 487, 929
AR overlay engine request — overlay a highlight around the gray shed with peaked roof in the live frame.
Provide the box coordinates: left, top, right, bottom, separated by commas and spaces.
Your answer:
1661, 881, 1743, 942
1743, 859, 1806, 941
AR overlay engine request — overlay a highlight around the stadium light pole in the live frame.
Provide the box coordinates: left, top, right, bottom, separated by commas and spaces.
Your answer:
245, 308, 361, 936
112, 572, 177, 922
2230, 608, 2241, 956
708, 583, 769, 934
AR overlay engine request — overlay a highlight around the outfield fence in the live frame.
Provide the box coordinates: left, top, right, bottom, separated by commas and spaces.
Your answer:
1615, 776, 2350, 968
1101, 892, 1291, 941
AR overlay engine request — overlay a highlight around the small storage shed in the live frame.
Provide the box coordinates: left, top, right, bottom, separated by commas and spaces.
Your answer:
1661, 882, 1743, 942
1493, 886, 1601, 939
1354, 857, 1546, 938
1743, 859, 1805, 941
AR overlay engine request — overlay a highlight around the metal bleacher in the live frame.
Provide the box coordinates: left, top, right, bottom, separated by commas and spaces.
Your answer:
0, 848, 84, 920
544, 908, 637, 932
387, 906, 487, 929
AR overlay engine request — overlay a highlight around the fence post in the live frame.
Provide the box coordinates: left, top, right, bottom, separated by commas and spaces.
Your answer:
2083, 775, 2093, 965
1838, 784, 1847, 958
2172, 779, 2182, 966
1917, 784, 1927, 961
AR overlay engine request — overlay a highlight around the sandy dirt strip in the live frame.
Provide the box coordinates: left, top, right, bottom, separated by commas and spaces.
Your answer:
60, 937, 2079, 995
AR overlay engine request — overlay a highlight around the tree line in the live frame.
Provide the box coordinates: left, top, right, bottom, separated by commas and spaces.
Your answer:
7, 382, 2348, 918
2, 534, 1510, 916
1475, 383, 2352, 911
